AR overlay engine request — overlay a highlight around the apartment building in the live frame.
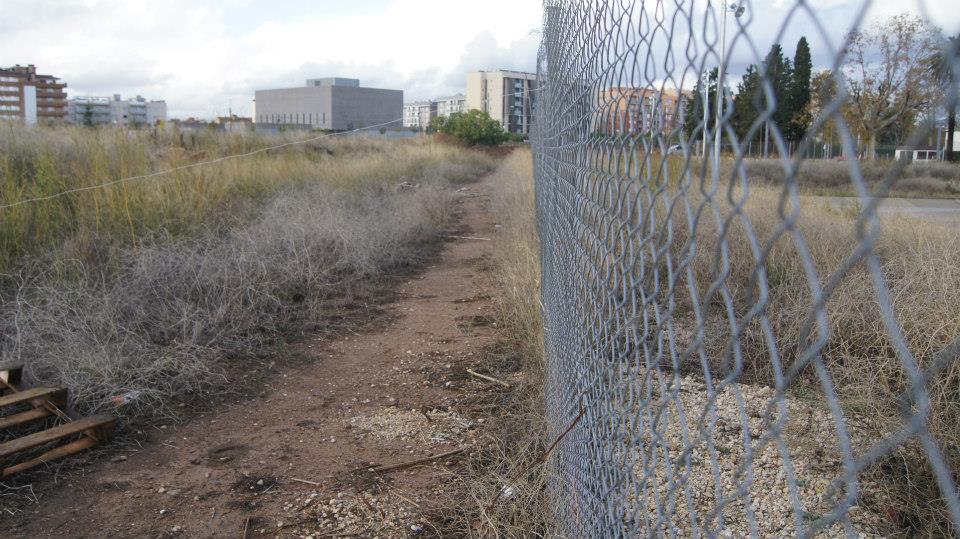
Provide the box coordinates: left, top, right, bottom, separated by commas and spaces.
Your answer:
67, 94, 167, 126
435, 94, 466, 117
403, 101, 436, 130
254, 77, 402, 131
0, 64, 67, 124
67, 96, 112, 125
466, 70, 537, 134
599, 87, 690, 136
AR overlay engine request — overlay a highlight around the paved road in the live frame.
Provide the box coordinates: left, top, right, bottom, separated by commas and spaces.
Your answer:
808, 196, 960, 227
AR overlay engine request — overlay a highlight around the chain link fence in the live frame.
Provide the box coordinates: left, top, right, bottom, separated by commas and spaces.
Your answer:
531, 0, 960, 536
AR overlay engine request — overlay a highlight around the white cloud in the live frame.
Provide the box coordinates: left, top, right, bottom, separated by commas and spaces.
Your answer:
0, 0, 543, 118
1, 0, 955, 118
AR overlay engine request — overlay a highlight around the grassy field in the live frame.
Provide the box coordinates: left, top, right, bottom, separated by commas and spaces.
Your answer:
0, 124, 492, 272
478, 149, 959, 535
679, 183, 960, 535
0, 124, 497, 420
738, 157, 960, 198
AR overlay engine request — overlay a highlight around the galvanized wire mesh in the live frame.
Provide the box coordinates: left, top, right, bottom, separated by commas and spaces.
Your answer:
532, 1, 960, 536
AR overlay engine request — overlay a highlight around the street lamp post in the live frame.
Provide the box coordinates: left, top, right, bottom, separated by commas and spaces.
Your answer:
702, 71, 709, 157
713, 1, 745, 171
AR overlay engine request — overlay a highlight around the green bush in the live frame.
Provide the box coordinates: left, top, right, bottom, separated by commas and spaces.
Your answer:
432, 110, 507, 145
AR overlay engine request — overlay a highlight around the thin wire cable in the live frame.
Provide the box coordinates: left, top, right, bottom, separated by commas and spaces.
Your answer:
0, 117, 404, 212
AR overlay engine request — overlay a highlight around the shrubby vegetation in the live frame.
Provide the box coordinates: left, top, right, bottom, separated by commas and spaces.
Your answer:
431, 110, 526, 145
0, 125, 497, 419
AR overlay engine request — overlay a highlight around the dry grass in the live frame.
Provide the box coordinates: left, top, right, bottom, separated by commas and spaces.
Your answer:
471, 148, 959, 535
0, 124, 495, 272
740, 158, 960, 198
667, 180, 960, 535
0, 125, 497, 420
431, 149, 554, 537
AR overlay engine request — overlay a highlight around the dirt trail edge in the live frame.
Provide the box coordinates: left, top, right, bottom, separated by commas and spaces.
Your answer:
6, 174, 506, 538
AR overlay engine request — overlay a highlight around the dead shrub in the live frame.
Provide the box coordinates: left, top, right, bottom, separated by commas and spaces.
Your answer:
0, 139, 495, 421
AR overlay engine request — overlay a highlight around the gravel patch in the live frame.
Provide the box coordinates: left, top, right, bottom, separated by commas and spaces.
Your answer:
279, 490, 422, 538
349, 407, 471, 444
621, 374, 891, 537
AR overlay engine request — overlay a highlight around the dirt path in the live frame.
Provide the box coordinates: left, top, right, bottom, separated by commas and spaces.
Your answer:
4, 175, 505, 538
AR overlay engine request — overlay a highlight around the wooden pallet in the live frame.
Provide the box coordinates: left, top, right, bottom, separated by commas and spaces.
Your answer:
0, 362, 115, 478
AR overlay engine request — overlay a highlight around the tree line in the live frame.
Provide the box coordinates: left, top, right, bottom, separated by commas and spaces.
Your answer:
683, 14, 958, 161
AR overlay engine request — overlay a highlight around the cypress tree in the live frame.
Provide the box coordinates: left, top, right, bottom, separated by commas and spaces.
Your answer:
789, 37, 813, 141
731, 64, 763, 147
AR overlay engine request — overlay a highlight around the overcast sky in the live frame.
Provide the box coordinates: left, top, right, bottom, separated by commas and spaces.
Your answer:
1, 0, 957, 119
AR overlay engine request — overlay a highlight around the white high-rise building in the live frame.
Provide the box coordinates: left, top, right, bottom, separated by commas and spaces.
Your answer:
466, 70, 537, 134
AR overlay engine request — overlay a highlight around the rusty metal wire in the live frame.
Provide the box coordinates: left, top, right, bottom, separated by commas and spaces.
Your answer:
532, 1, 960, 536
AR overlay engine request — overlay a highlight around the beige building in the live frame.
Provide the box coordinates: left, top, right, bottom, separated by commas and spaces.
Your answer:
599, 87, 689, 136
466, 70, 537, 134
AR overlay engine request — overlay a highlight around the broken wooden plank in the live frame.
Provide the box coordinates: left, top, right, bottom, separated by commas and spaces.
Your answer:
0, 414, 115, 460
466, 369, 512, 389
0, 407, 52, 431
1, 436, 98, 478
0, 387, 67, 411
362, 446, 471, 475
0, 362, 22, 387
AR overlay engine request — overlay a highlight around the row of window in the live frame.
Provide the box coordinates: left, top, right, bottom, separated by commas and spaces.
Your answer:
0, 86, 19, 93
0, 77, 19, 83
0, 105, 21, 111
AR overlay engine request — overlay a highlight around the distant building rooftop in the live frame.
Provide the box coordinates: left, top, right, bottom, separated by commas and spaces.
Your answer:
305, 77, 360, 88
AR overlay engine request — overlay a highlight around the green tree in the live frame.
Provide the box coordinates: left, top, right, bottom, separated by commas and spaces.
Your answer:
762, 43, 794, 141
809, 69, 842, 157
435, 110, 506, 145
788, 37, 813, 142
82, 104, 94, 127
731, 64, 764, 148
926, 34, 960, 162
683, 67, 722, 143
842, 13, 938, 160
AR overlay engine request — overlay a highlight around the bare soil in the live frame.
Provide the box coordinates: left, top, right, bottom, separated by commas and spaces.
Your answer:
1, 175, 507, 538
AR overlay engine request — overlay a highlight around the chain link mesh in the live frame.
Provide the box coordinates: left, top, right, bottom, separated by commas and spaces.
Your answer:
531, 1, 960, 536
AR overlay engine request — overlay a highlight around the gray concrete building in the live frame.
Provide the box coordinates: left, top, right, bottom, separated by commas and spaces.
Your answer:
466, 70, 537, 134
254, 78, 402, 131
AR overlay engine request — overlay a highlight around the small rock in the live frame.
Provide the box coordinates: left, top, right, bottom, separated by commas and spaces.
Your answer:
111, 455, 127, 463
